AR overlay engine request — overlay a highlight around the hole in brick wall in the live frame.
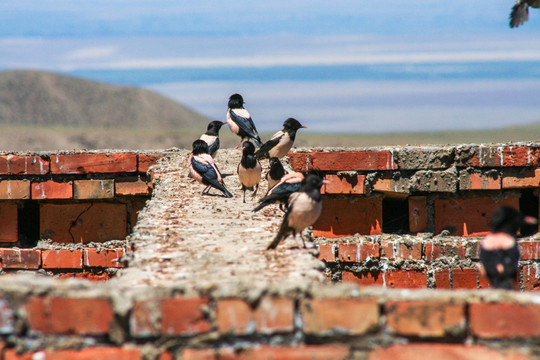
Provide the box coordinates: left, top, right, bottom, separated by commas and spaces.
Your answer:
18, 200, 40, 248
519, 189, 539, 237
382, 197, 409, 234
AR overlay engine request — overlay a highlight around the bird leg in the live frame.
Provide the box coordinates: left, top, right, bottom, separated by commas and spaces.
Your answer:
252, 184, 259, 199
242, 187, 247, 203
201, 185, 211, 196
292, 233, 304, 249
234, 139, 243, 149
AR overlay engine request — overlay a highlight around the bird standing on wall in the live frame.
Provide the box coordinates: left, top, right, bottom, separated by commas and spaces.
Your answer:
226, 93, 263, 149
237, 141, 262, 203
189, 139, 233, 198
255, 118, 306, 160
510, 0, 540, 27
199, 120, 226, 157
253, 172, 304, 213
266, 157, 287, 190
479, 206, 537, 289
266, 174, 326, 250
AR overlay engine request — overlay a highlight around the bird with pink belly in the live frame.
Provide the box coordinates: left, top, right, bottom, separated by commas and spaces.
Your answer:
226, 93, 263, 149
189, 139, 233, 198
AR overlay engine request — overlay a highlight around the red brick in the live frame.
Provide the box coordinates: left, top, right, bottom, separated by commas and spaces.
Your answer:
74, 180, 114, 199
503, 146, 540, 167
116, 179, 152, 196
216, 298, 253, 334
343, 270, 427, 289
467, 146, 503, 168
4, 348, 142, 360
158, 351, 174, 360
502, 169, 540, 188
0, 298, 15, 334
317, 244, 335, 262
41, 249, 83, 269
301, 298, 379, 335
0, 155, 49, 175
452, 268, 479, 289
470, 303, 540, 338
409, 196, 427, 233
253, 297, 294, 333
83, 248, 124, 268
25, 297, 113, 335
479, 271, 491, 289
425, 241, 468, 261
460, 170, 501, 191
311, 151, 397, 171
51, 153, 137, 174
338, 242, 379, 262
0, 249, 41, 269
434, 269, 451, 289
368, 344, 530, 360
0, 180, 30, 199
181, 349, 216, 360
519, 241, 540, 260
521, 264, 540, 291
385, 301, 465, 337
40, 203, 127, 244
139, 153, 163, 173
324, 174, 365, 194
58, 272, 112, 281
0, 203, 18, 242
31, 180, 72, 199
381, 240, 422, 260
219, 346, 350, 360
161, 297, 211, 335
287, 152, 311, 172
434, 196, 519, 236
131, 197, 149, 231
313, 197, 382, 238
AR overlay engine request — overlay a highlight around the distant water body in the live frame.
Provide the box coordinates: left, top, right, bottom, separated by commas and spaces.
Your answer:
68, 61, 540, 133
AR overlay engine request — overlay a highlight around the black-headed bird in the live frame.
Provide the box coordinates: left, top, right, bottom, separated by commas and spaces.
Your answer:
266, 157, 287, 190
237, 141, 262, 203
510, 0, 540, 28
252, 172, 304, 213
266, 174, 326, 250
226, 93, 263, 149
199, 120, 226, 157
479, 206, 537, 289
255, 118, 306, 160
189, 139, 233, 198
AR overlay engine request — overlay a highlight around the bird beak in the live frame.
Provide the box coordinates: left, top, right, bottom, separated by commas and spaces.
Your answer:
301, 125, 307, 128
222, 121, 228, 125
524, 216, 538, 225
322, 180, 330, 184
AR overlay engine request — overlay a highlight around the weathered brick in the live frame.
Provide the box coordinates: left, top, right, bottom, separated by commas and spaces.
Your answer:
317, 244, 336, 262
313, 197, 382, 238
502, 146, 540, 167
381, 240, 422, 260
40, 203, 127, 243
51, 153, 137, 174
115, 178, 152, 196
41, 249, 83, 269
385, 301, 466, 337
181, 349, 216, 360
460, 170, 501, 190
337, 242, 378, 262
470, 303, 540, 338
83, 248, 125, 268
253, 297, 294, 334
425, 241, 467, 261
519, 241, 540, 260
216, 298, 253, 334
287, 152, 311, 172
371, 175, 410, 194
131, 197, 149, 231
0, 249, 41, 269
343, 270, 427, 289
502, 169, 540, 189
0, 202, 18, 242
311, 151, 397, 171
31, 180, 73, 199
74, 180, 114, 199
408, 196, 427, 233
222, 346, 350, 360
521, 264, 540, 291
0, 180, 30, 199
161, 297, 211, 335
4, 347, 142, 360
130, 299, 161, 337
0, 298, 15, 334
139, 153, 163, 174
324, 174, 365, 194
301, 298, 379, 335
395, 147, 454, 170
456, 145, 502, 168
434, 269, 451, 289
368, 344, 530, 360
410, 169, 458, 193
0, 155, 49, 175
434, 196, 519, 236
25, 297, 114, 335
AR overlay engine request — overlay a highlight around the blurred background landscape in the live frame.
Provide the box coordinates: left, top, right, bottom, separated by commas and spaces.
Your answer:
1, 1, 540, 150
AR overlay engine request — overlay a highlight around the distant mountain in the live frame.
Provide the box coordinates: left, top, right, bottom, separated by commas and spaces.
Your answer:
0, 70, 208, 128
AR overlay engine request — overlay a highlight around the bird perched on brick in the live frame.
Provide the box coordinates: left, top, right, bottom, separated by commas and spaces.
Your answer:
199, 120, 226, 157
189, 139, 233, 198
226, 93, 263, 149
266, 157, 287, 190
237, 141, 262, 203
255, 118, 306, 160
266, 174, 327, 250
510, 0, 540, 27
479, 206, 537, 289
252, 171, 304, 213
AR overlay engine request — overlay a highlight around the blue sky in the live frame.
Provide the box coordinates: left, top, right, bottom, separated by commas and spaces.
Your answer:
1, 1, 540, 133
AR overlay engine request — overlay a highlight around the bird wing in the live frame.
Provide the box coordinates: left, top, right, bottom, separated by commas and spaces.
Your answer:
510, 2, 529, 27
229, 108, 259, 138
208, 137, 220, 156
192, 154, 222, 183
256, 131, 284, 159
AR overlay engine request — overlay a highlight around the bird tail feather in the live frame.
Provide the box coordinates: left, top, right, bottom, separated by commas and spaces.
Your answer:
266, 221, 290, 250
207, 178, 233, 198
